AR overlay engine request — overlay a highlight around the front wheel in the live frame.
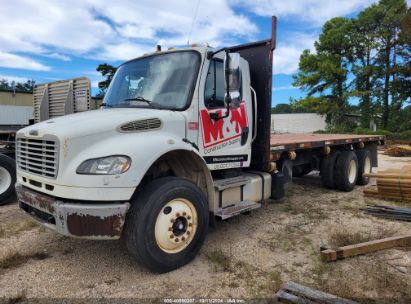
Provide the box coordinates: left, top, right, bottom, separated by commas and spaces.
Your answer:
0, 154, 16, 205
124, 177, 209, 273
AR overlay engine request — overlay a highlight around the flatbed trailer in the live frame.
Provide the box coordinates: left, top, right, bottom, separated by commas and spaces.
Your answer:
270, 133, 384, 152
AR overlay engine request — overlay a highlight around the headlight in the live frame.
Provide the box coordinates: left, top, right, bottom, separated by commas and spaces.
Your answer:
76, 156, 131, 175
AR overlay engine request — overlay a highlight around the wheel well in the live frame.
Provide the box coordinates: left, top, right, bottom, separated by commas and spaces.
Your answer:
137, 150, 214, 208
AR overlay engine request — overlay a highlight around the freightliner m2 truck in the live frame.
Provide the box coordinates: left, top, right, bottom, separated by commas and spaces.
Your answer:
15, 17, 384, 272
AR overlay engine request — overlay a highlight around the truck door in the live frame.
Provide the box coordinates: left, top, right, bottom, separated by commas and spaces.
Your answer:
198, 56, 253, 170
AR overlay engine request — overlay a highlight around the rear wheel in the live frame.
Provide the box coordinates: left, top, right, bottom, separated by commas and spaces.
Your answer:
124, 177, 209, 273
356, 149, 372, 185
0, 154, 16, 205
334, 151, 358, 192
320, 151, 341, 189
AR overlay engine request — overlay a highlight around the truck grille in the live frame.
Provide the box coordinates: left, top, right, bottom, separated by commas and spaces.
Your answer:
16, 138, 58, 178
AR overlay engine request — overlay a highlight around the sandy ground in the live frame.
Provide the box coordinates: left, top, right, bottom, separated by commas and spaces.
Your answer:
0, 153, 411, 303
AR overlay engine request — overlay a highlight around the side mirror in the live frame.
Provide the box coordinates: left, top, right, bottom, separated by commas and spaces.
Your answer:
224, 52, 241, 103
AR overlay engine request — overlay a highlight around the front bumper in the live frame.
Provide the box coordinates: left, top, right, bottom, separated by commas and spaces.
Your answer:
16, 184, 130, 240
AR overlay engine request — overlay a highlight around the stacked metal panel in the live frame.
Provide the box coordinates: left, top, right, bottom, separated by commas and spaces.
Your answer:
33, 77, 91, 123
363, 205, 411, 221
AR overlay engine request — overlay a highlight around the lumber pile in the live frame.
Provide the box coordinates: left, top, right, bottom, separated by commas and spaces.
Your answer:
362, 205, 411, 221
275, 281, 358, 304
363, 165, 411, 202
384, 145, 411, 157
321, 235, 411, 262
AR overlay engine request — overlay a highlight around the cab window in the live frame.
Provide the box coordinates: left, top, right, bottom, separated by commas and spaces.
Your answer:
204, 59, 225, 109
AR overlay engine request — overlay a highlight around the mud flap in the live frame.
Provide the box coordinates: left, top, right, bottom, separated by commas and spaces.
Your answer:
271, 172, 285, 200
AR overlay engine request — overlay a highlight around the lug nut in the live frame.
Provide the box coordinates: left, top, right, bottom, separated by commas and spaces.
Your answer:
187, 216, 191, 220
170, 219, 174, 223
175, 238, 179, 242
182, 237, 186, 241
168, 227, 172, 231
188, 223, 192, 227
169, 235, 174, 238
176, 213, 180, 217
187, 231, 191, 235
183, 212, 187, 216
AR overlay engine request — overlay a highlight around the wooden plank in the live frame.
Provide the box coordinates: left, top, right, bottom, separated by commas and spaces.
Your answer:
321, 235, 411, 262
275, 289, 316, 304
321, 249, 338, 262
364, 173, 411, 179
275, 281, 358, 304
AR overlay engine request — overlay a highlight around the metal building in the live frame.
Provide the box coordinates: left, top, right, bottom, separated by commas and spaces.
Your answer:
271, 113, 327, 133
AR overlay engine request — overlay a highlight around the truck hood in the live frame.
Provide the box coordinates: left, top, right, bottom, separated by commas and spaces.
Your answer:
17, 108, 186, 139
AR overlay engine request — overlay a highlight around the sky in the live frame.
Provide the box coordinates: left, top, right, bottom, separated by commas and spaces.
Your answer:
0, 0, 410, 106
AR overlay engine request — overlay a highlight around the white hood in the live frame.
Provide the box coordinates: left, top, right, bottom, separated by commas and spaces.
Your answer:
17, 108, 186, 139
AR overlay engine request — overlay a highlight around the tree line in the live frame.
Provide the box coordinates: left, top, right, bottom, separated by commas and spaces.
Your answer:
292, 0, 410, 132
0, 79, 36, 93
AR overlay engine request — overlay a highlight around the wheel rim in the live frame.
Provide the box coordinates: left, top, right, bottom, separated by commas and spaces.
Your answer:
0, 166, 12, 195
364, 157, 371, 175
155, 198, 198, 254
348, 159, 357, 184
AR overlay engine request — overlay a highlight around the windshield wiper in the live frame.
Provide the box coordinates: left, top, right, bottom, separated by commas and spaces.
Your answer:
123, 96, 152, 104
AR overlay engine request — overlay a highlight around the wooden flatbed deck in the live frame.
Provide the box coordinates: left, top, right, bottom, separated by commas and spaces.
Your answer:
270, 133, 384, 152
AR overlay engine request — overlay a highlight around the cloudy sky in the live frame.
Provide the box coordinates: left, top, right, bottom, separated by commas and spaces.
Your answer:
0, 0, 409, 105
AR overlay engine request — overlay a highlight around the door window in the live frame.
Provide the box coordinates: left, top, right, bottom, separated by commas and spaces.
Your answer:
204, 60, 225, 109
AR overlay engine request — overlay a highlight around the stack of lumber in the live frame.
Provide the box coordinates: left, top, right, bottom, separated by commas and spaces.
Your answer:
363, 165, 411, 202
275, 281, 358, 304
384, 145, 411, 157
362, 205, 411, 221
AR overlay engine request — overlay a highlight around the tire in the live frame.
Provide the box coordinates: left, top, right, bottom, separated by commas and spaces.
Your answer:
320, 151, 341, 189
356, 149, 372, 185
0, 154, 16, 205
292, 164, 312, 177
334, 151, 358, 192
124, 177, 209, 273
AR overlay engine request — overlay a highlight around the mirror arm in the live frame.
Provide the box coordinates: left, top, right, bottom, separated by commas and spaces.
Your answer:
206, 47, 227, 60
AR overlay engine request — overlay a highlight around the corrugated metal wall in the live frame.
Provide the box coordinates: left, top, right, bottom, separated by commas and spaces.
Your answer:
271, 113, 327, 133
0, 105, 33, 125
0, 90, 33, 106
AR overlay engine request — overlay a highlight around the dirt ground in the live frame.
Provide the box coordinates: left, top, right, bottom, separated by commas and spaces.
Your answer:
1, 153, 411, 303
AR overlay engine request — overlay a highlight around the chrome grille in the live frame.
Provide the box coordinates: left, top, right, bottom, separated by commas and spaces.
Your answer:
120, 118, 162, 132
17, 138, 58, 178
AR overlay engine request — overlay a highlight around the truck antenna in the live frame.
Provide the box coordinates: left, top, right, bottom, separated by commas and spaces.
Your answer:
187, 0, 201, 45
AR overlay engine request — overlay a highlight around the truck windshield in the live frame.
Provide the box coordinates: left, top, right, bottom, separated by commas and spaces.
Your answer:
103, 51, 200, 110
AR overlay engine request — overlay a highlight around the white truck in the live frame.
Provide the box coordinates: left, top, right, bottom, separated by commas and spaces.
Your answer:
15, 17, 384, 272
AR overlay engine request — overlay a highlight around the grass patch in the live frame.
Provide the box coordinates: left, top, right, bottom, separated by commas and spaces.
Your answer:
308, 252, 411, 302
0, 249, 51, 269
2, 289, 27, 304
259, 220, 314, 253
327, 227, 398, 249
0, 218, 38, 238
0, 251, 27, 269
204, 249, 232, 272
204, 250, 283, 298
233, 260, 283, 298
